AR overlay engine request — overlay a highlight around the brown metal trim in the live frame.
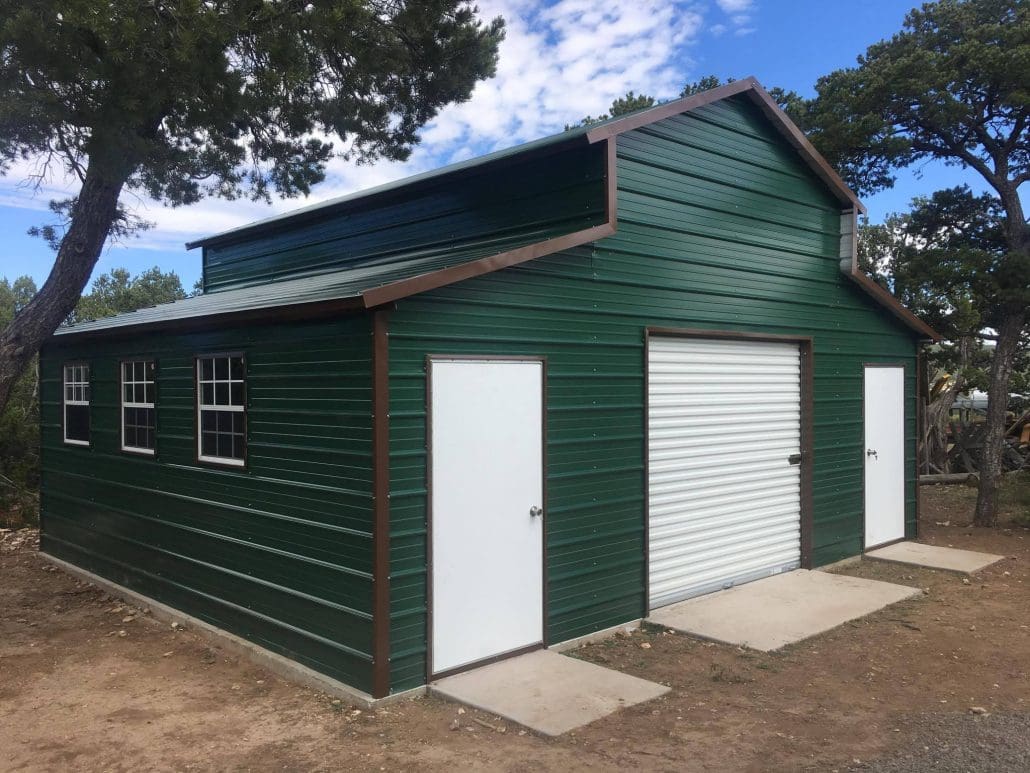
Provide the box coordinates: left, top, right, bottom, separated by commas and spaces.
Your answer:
118, 357, 158, 459
915, 346, 927, 539
360, 223, 616, 309
865, 535, 909, 552
371, 309, 392, 698
60, 360, 92, 448
585, 76, 865, 214
430, 642, 545, 682
799, 340, 815, 568
605, 136, 618, 227
860, 361, 909, 551
642, 327, 816, 601
193, 352, 249, 471
646, 326, 814, 345
641, 329, 651, 612
424, 355, 548, 683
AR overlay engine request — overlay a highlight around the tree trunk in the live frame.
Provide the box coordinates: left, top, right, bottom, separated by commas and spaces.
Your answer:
0, 164, 128, 410
972, 310, 1026, 526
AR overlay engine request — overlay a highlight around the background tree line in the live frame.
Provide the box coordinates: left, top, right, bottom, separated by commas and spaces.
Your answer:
0, 267, 188, 526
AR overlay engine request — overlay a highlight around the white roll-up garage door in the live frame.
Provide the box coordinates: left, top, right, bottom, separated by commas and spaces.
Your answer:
648, 335, 802, 609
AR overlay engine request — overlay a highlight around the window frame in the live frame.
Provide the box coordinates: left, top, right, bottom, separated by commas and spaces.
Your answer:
62, 361, 91, 447
120, 358, 158, 456
194, 352, 247, 468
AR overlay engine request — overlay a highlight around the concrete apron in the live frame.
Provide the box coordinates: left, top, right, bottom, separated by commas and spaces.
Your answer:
865, 541, 1005, 575
647, 569, 922, 652
431, 650, 669, 737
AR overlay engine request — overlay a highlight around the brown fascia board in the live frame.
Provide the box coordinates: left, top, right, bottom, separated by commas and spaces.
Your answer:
839, 209, 941, 341
585, 76, 866, 215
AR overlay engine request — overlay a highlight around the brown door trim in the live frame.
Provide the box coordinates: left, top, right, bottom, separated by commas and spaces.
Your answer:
424, 355, 548, 683
370, 310, 392, 698
643, 326, 816, 614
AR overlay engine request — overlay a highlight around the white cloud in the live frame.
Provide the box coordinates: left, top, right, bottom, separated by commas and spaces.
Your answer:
0, 1, 705, 255
713, 0, 757, 35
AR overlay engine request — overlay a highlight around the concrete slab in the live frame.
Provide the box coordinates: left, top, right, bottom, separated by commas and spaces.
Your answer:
866, 541, 1005, 575
431, 650, 669, 737
647, 569, 921, 652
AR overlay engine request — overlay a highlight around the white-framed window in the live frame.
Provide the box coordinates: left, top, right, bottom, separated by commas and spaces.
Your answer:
196, 354, 246, 466
121, 360, 156, 454
63, 363, 91, 446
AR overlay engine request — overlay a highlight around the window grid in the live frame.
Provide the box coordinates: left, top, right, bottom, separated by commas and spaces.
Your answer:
121, 360, 156, 454
196, 355, 246, 466
63, 363, 90, 446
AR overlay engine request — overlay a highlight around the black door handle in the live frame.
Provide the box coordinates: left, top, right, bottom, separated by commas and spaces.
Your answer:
787, 453, 802, 465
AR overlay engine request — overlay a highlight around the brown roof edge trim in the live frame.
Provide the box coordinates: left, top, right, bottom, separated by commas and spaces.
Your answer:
839, 209, 941, 341
53, 296, 365, 340
585, 76, 865, 215
361, 221, 616, 308
370, 308, 391, 698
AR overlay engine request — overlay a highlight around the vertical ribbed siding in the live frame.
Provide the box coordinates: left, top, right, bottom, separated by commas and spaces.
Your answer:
202, 144, 607, 292
386, 93, 918, 691
39, 315, 376, 692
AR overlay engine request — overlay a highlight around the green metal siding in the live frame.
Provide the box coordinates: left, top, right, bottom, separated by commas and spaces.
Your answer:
39, 316, 376, 692
386, 94, 918, 692
202, 144, 607, 293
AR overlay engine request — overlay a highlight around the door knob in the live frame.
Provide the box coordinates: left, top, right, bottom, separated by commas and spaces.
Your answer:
529, 506, 543, 518
866, 449, 878, 458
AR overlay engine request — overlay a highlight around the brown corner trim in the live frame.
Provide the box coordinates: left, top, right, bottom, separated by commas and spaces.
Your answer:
361, 222, 616, 309
371, 309, 392, 698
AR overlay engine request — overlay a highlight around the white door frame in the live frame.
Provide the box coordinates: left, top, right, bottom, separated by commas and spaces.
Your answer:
426, 355, 547, 680
863, 363, 907, 549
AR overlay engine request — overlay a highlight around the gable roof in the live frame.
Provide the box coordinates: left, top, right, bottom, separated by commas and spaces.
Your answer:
60, 77, 937, 340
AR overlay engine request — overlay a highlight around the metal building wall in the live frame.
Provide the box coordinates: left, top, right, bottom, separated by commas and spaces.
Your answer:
201, 144, 607, 292
39, 315, 377, 692
386, 94, 918, 692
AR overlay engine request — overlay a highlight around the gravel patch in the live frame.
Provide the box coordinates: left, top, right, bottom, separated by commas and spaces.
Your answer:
849, 713, 1030, 773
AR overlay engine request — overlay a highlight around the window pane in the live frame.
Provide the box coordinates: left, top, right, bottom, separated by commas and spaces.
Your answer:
232, 434, 244, 460
66, 404, 89, 442
230, 357, 244, 380
144, 383, 155, 404
200, 358, 213, 380
83, 384, 90, 401
230, 383, 244, 406
216, 382, 229, 406
215, 357, 228, 380
201, 411, 216, 431
201, 383, 214, 406
201, 431, 217, 456
146, 361, 156, 380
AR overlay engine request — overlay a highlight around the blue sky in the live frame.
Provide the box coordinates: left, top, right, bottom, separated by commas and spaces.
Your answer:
0, 0, 1000, 291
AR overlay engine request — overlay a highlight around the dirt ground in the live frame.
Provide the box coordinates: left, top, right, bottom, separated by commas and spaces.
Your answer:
2, 484, 1028, 772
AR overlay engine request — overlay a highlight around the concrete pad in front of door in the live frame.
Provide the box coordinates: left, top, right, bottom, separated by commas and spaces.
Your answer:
647, 569, 921, 652
431, 650, 669, 737
866, 541, 1005, 575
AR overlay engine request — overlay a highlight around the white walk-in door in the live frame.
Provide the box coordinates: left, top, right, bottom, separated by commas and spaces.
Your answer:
648, 336, 803, 609
430, 359, 544, 676
863, 365, 906, 548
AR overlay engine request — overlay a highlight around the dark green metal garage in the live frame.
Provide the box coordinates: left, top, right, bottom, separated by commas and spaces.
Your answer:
39, 78, 937, 700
